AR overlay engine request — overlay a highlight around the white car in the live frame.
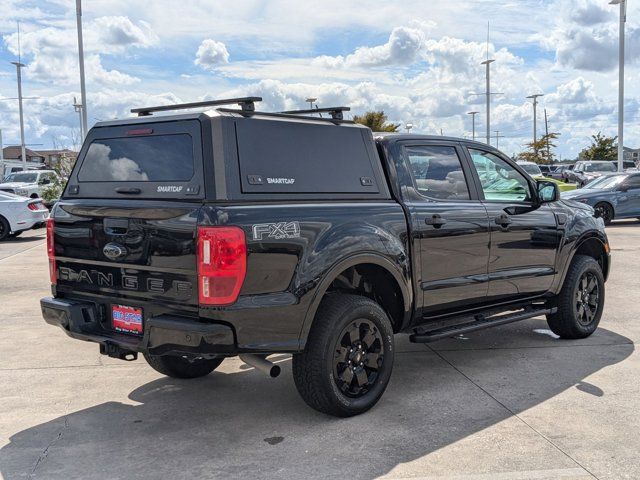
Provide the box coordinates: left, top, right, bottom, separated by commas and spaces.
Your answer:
0, 170, 57, 198
0, 191, 49, 240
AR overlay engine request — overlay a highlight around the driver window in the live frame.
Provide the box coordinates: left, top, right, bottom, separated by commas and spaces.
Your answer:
468, 149, 532, 202
405, 146, 470, 200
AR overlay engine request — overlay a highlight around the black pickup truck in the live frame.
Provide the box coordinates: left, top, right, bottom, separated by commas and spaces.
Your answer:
41, 97, 610, 417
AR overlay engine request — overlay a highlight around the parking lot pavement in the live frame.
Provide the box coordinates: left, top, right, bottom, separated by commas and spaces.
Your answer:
1, 221, 639, 480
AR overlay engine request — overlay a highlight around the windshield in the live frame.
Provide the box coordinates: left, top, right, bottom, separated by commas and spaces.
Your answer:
519, 164, 542, 176
3, 172, 38, 183
584, 175, 626, 189
582, 162, 616, 173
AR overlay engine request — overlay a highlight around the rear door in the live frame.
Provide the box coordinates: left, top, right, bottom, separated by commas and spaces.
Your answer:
54, 119, 206, 312
464, 146, 560, 302
399, 142, 490, 316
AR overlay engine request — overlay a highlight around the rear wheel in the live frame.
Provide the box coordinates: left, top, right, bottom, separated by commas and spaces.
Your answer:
143, 353, 223, 379
292, 294, 394, 417
594, 202, 613, 225
0, 216, 10, 241
546, 255, 605, 339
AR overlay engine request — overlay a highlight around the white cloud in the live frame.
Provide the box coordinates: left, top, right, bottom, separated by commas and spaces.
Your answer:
195, 39, 230, 71
93, 16, 159, 48
314, 27, 424, 69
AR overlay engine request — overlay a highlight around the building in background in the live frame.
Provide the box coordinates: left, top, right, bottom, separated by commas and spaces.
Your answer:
623, 146, 640, 163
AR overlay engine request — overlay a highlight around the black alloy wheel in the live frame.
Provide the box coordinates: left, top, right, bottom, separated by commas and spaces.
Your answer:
333, 319, 384, 398
574, 271, 600, 326
594, 203, 613, 225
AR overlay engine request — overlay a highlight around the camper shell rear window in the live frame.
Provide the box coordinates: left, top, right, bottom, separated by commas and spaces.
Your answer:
65, 119, 205, 200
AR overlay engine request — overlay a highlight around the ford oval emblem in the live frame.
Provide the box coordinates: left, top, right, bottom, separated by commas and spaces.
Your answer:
103, 242, 127, 261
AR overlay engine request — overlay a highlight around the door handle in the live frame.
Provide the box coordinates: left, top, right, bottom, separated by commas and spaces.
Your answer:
425, 214, 447, 228
494, 214, 512, 227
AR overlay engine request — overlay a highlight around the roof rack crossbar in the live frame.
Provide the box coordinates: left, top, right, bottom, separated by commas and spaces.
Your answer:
279, 106, 350, 120
131, 97, 263, 117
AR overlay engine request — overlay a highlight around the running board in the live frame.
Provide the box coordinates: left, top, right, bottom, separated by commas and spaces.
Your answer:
409, 307, 556, 343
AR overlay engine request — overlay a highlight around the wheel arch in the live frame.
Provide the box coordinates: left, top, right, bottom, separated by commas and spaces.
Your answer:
557, 232, 610, 290
298, 254, 412, 349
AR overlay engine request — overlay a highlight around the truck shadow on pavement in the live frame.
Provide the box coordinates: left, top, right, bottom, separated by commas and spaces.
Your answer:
0, 323, 634, 480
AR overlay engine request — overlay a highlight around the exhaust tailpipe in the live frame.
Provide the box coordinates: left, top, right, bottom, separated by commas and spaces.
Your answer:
239, 354, 281, 378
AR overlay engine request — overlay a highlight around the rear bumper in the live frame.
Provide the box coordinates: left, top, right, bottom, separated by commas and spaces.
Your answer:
41, 297, 236, 357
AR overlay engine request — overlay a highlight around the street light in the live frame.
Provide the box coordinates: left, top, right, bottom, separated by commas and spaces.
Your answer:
76, 0, 88, 139
305, 97, 317, 110
11, 61, 27, 171
405, 122, 413, 133
467, 111, 479, 141
610, 0, 626, 172
526, 93, 544, 152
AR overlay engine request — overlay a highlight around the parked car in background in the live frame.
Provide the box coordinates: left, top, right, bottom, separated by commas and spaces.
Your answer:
549, 164, 571, 180
0, 191, 49, 240
566, 161, 617, 187
517, 161, 577, 191
538, 164, 553, 176
608, 160, 637, 171
561, 172, 640, 225
0, 170, 58, 198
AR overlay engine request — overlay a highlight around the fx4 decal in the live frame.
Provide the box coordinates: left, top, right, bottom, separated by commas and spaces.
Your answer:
252, 221, 301, 241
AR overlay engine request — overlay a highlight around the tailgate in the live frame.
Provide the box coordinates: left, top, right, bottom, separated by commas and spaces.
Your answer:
53, 201, 200, 306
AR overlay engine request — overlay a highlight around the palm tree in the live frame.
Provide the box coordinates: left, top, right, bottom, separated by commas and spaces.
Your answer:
352, 111, 400, 132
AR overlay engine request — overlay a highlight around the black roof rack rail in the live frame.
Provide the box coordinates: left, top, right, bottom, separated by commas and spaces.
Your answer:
279, 106, 350, 120
216, 108, 355, 124
131, 97, 262, 117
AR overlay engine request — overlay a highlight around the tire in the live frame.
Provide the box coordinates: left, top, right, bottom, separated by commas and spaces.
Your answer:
292, 294, 394, 417
143, 353, 223, 379
594, 202, 613, 225
546, 255, 605, 339
0, 216, 10, 241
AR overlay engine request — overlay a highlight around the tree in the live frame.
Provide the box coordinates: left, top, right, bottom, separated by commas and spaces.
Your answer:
579, 132, 617, 160
41, 153, 75, 203
352, 111, 400, 132
515, 132, 560, 165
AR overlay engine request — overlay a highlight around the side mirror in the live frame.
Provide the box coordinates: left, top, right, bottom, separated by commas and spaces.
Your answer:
537, 180, 560, 203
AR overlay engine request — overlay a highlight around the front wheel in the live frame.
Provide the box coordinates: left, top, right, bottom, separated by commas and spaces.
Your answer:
292, 294, 394, 417
594, 202, 613, 225
546, 255, 605, 339
143, 353, 223, 379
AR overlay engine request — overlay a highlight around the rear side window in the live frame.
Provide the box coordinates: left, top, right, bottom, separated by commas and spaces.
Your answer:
405, 145, 470, 200
235, 119, 381, 194
78, 134, 194, 182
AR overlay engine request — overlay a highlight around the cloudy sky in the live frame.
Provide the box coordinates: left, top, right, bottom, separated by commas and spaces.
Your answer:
0, 0, 639, 158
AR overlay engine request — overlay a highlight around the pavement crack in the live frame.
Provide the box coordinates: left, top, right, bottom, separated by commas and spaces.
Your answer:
427, 345, 601, 480
29, 404, 70, 478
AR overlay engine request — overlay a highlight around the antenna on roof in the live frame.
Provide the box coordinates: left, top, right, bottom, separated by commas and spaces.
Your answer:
279, 106, 350, 120
131, 97, 262, 117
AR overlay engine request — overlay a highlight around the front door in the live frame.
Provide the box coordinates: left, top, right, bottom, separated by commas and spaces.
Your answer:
465, 147, 560, 302
615, 174, 640, 218
401, 143, 490, 316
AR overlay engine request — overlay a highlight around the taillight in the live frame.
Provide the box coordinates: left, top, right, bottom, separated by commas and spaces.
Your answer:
28, 202, 39, 211
197, 226, 246, 306
46, 218, 57, 285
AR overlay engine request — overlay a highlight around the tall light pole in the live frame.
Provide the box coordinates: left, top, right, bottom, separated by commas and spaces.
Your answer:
467, 111, 479, 141
305, 97, 317, 110
76, 0, 88, 139
610, 0, 626, 172
405, 122, 413, 133
527, 93, 544, 154
481, 59, 495, 145
11, 61, 27, 171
